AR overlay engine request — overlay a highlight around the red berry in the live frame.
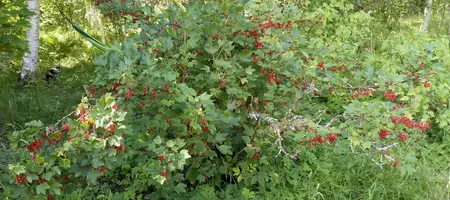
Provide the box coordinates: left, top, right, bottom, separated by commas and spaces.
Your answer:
201, 118, 207, 125
159, 171, 168, 178
378, 129, 388, 139
142, 88, 148, 96
398, 132, 407, 142
393, 161, 399, 168
125, 91, 133, 99
138, 102, 145, 107
317, 62, 324, 69
105, 124, 115, 132
326, 132, 336, 143
424, 80, 430, 88
14, 174, 25, 184
157, 156, 165, 162
61, 124, 71, 131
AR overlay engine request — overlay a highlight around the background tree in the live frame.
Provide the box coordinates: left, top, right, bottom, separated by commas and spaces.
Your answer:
19, 0, 40, 84
420, 0, 433, 31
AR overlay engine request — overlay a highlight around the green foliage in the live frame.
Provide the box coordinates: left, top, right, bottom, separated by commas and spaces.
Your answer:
39, 30, 101, 68
0, 0, 34, 67
2, 0, 450, 199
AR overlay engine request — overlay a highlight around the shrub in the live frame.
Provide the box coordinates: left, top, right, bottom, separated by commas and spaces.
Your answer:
4, 0, 450, 199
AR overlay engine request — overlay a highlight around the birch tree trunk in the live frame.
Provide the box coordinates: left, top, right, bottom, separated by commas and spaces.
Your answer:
420, 0, 433, 32
19, 0, 39, 84
448, 3, 450, 39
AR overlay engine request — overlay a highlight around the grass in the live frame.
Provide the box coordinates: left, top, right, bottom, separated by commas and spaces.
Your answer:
181, 142, 449, 200
0, 62, 95, 124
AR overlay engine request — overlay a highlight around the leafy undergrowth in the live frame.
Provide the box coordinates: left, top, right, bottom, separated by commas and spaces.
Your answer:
1, 64, 448, 199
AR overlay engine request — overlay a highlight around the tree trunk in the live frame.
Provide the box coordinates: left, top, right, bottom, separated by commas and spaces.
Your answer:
420, 0, 433, 32
19, 0, 40, 85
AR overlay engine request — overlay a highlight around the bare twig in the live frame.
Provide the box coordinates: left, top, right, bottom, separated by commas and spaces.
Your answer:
372, 143, 397, 151
54, 111, 75, 126
314, 109, 326, 123
383, 154, 395, 162
249, 112, 295, 158
371, 158, 383, 169
324, 114, 365, 128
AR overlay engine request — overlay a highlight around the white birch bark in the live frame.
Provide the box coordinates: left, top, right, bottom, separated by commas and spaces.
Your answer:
420, 0, 433, 32
19, 0, 39, 83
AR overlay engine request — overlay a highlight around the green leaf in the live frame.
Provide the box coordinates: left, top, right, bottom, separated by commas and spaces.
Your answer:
26, 173, 38, 183
179, 150, 191, 159
49, 182, 63, 195
362, 142, 371, 149
51, 166, 61, 175
154, 136, 163, 145
199, 93, 214, 107
174, 183, 187, 194
245, 67, 255, 75
153, 146, 165, 155
155, 175, 165, 185
92, 158, 105, 168
160, 99, 175, 106
24, 120, 43, 127
30, 164, 44, 174
36, 154, 45, 164
218, 145, 232, 155
196, 174, 206, 182
163, 71, 177, 81
205, 43, 219, 54
162, 37, 173, 50
36, 182, 50, 194
108, 135, 121, 147
42, 172, 54, 181
166, 140, 175, 148
13, 165, 26, 175
178, 83, 196, 97
87, 170, 101, 184
214, 133, 227, 143
439, 120, 448, 128
187, 35, 200, 48
240, 78, 248, 85
216, 60, 232, 69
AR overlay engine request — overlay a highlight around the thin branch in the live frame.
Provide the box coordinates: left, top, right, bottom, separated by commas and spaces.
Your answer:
372, 143, 397, 152
314, 109, 326, 123
371, 158, 383, 169
324, 114, 365, 128
54, 111, 75, 126
249, 112, 295, 158
334, 71, 437, 90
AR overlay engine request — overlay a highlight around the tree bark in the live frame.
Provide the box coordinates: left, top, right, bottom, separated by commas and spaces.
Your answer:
19, 0, 40, 85
448, 3, 450, 39
420, 0, 433, 32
